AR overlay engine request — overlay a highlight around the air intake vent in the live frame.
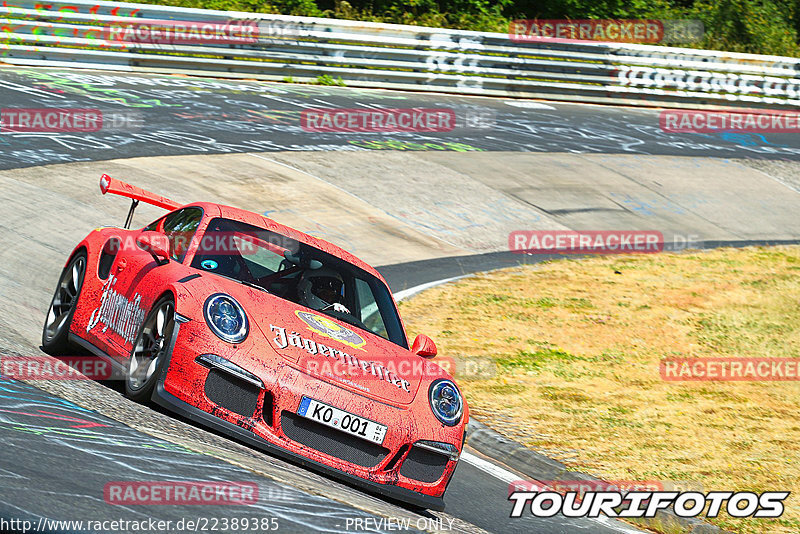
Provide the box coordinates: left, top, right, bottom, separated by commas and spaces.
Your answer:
204, 369, 260, 418
261, 390, 275, 427
399, 445, 450, 483
98, 238, 120, 280
281, 411, 389, 468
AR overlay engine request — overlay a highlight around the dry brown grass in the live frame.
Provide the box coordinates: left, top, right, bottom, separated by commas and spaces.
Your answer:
400, 246, 800, 534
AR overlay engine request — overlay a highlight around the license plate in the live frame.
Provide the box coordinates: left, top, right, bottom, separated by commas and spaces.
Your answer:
297, 397, 387, 445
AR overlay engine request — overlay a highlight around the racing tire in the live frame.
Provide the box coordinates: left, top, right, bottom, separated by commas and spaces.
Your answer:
125, 296, 175, 402
42, 252, 87, 355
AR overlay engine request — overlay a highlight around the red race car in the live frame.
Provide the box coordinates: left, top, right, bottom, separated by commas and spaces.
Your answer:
42, 175, 467, 510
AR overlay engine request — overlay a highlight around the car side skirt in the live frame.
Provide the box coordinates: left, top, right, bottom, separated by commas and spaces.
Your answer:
69, 333, 128, 377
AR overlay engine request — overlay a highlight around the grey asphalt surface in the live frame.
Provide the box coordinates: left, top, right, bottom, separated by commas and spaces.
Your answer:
2, 65, 799, 534
1, 66, 799, 173
0, 374, 636, 534
376, 239, 800, 292
0, 377, 419, 534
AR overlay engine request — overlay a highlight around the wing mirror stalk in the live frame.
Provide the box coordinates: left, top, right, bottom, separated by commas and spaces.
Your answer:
136, 231, 170, 266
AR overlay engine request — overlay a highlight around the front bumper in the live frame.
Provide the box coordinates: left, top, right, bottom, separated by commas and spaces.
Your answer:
153, 318, 460, 511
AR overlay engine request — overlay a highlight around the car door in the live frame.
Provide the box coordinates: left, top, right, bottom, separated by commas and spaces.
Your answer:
85, 207, 204, 361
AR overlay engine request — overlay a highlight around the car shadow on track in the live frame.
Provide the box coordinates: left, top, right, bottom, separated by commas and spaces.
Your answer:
79, 369, 438, 521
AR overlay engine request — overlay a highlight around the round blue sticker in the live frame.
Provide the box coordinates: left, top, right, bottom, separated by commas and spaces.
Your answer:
201, 259, 218, 270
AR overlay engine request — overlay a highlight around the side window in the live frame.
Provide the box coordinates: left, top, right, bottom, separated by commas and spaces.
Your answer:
162, 208, 203, 262
144, 217, 163, 232
354, 278, 388, 339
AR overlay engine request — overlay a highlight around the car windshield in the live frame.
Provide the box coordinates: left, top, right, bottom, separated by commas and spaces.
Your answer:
191, 217, 408, 349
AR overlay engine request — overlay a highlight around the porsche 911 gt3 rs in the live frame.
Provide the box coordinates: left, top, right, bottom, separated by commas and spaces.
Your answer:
42, 175, 468, 510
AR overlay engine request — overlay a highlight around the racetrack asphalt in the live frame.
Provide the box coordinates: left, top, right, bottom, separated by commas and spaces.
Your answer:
2, 66, 800, 173
0, 376, 431, 534
2, 65, 800, 534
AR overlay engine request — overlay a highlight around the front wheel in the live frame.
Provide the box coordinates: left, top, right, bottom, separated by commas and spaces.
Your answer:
125, 296, 175, 402
42, 252, 87, 355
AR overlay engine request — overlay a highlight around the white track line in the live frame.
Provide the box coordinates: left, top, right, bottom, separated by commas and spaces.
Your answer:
459, 451, 520, 484
502, 101, 556, 109
461, 451, 642, 533
393, 275, 465, 301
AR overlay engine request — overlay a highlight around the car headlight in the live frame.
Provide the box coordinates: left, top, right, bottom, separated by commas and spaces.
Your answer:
429, 379, 463, 426
204, 294, 248, 344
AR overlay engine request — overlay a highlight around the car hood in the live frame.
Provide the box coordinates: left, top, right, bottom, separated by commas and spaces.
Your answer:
253, 305, 427, 405
188, 277, 440, 405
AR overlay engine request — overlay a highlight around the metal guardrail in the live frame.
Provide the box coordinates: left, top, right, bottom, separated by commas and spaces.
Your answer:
1, 0, 799, 109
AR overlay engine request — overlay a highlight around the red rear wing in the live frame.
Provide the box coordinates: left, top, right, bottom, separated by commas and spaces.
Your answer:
100, 174, 181, 211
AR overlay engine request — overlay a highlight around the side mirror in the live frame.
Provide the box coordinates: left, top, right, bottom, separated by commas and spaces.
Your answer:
136, 231, 170, 265
412, 334, 437, 358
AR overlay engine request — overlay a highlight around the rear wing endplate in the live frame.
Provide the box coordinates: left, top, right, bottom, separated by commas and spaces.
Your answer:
100, 174, 182, 228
